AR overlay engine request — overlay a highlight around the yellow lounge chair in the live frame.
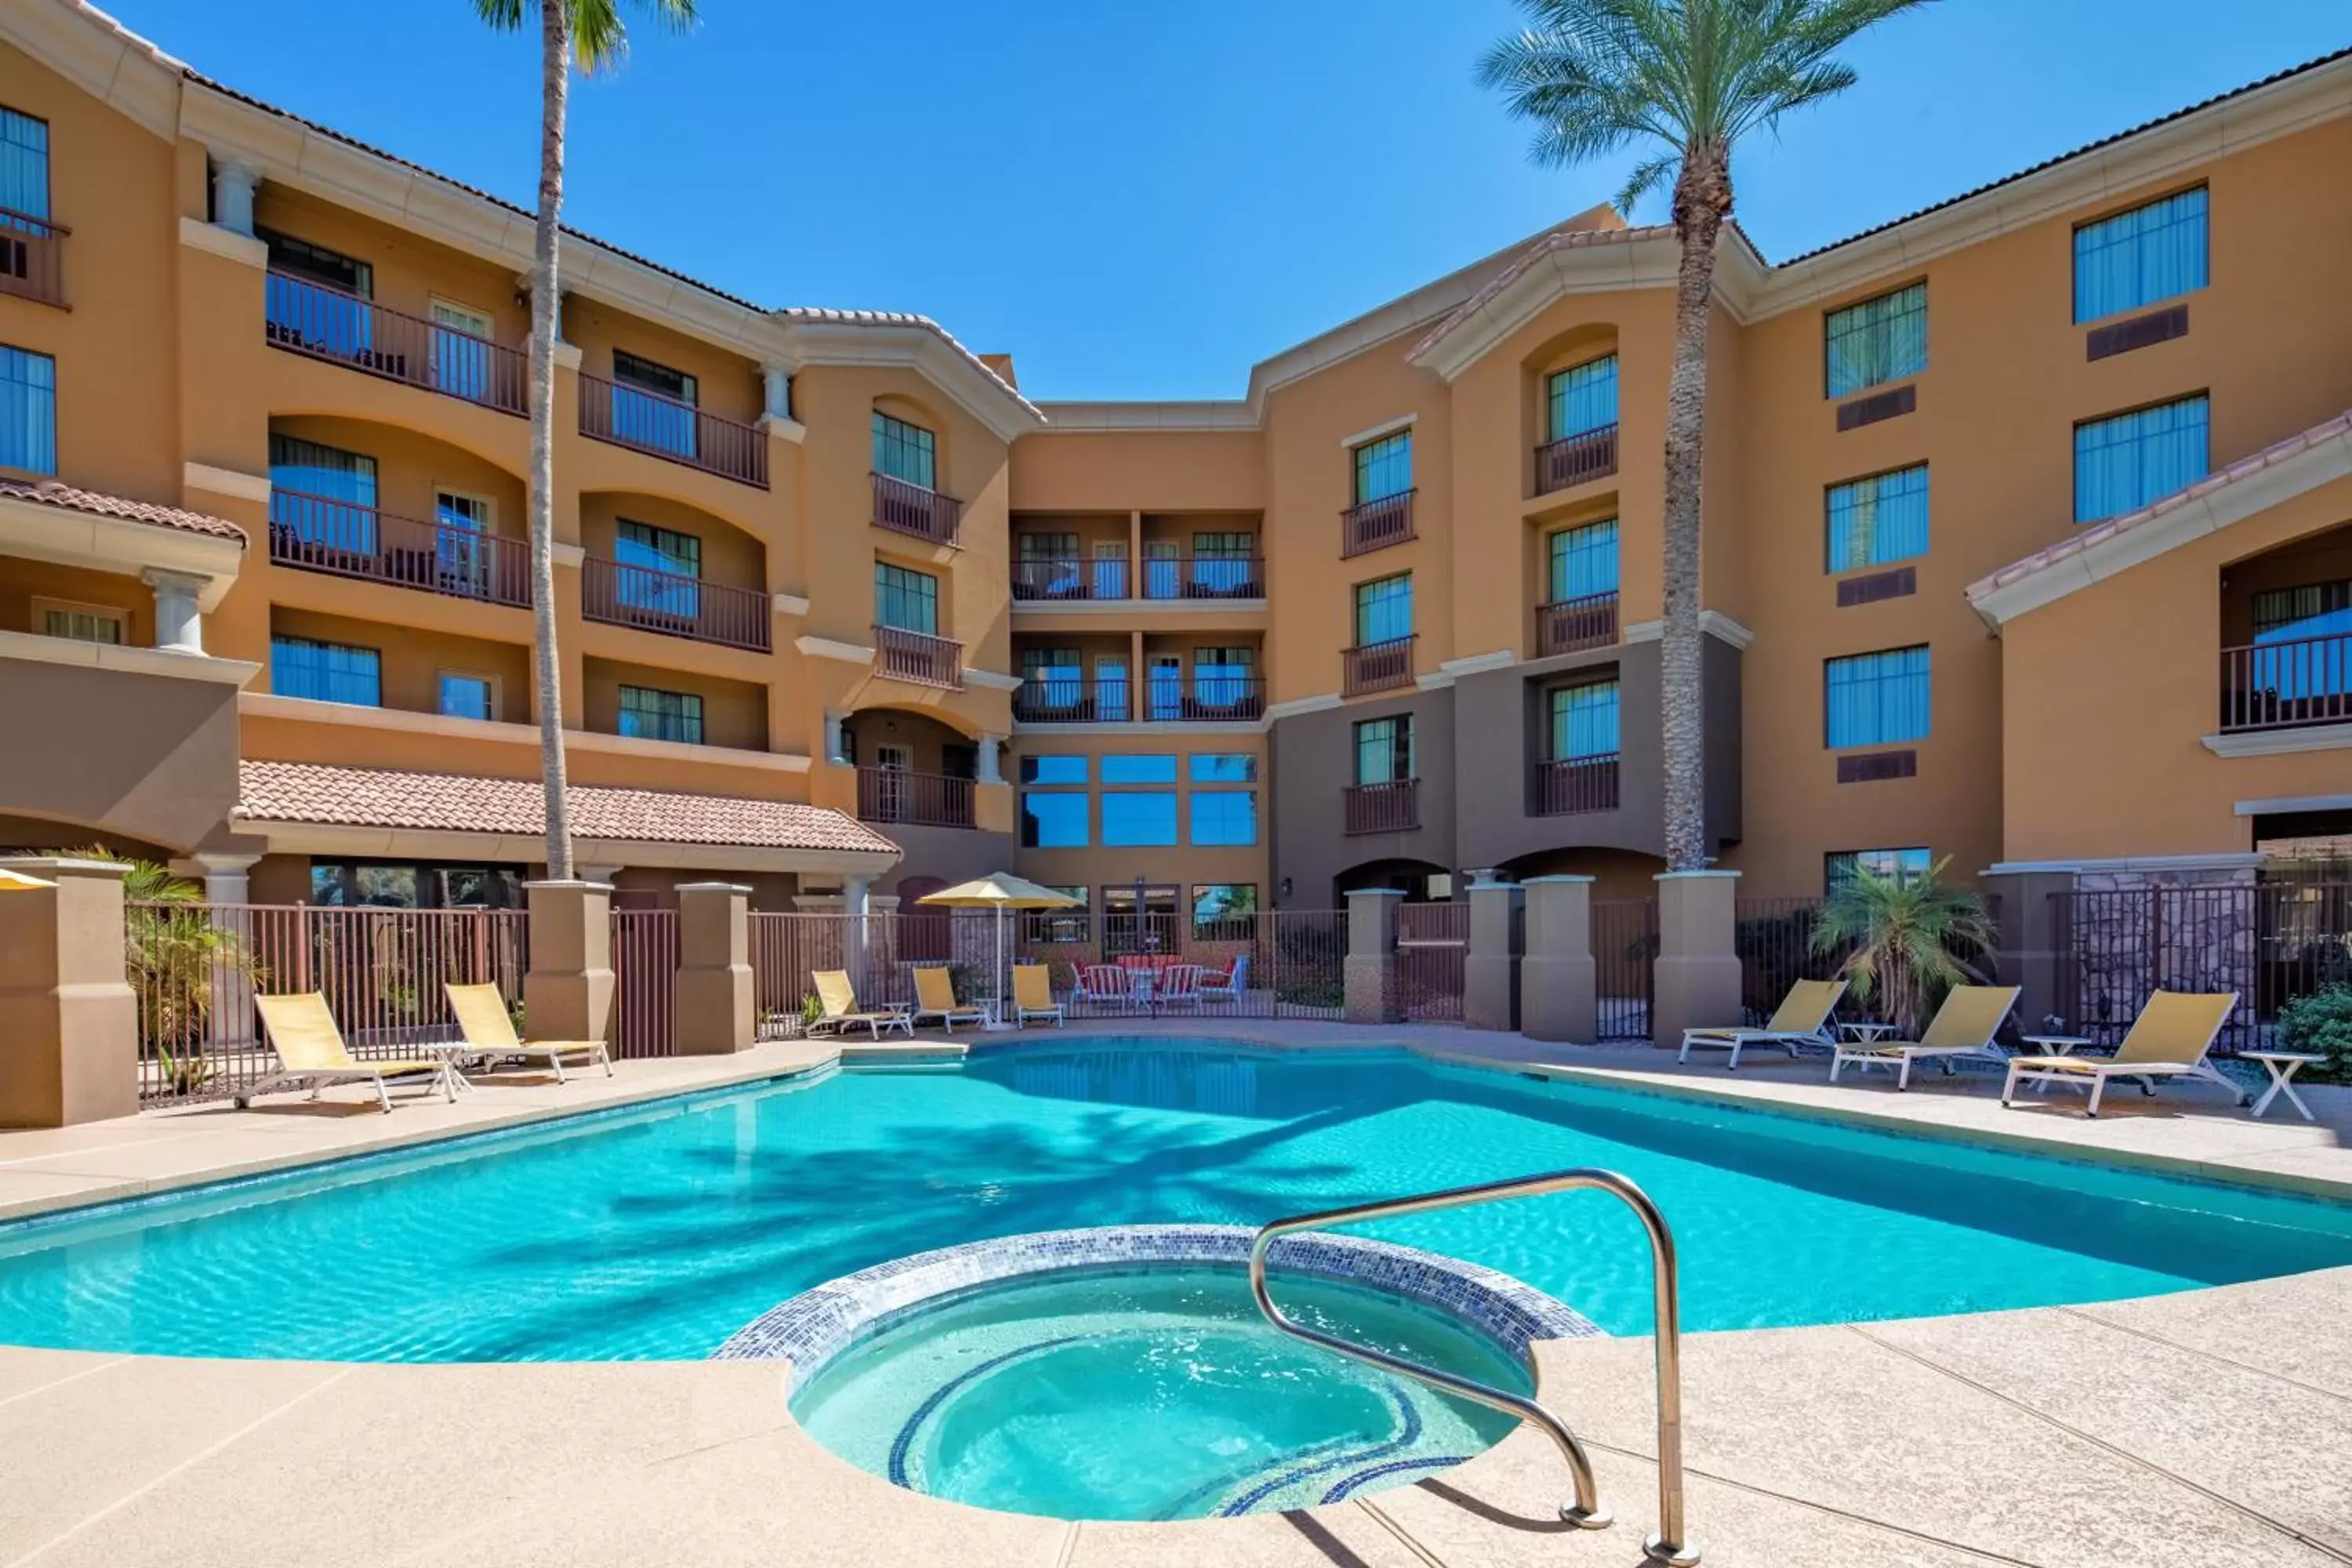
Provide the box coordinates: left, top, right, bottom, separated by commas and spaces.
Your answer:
444, 982, 612, 1083
911, 966, 989, 1032
810, 969, 912, 1040
1012, 964, 1064, 1028
2002, 990, 2243, 1118
243, 992, 453, 1112
1830, 984, 2020, 1091
1678, 978, 1848, 1069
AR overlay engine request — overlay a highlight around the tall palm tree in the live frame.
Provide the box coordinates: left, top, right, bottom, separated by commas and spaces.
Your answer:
474, 0, 698, 880
1480, 0, 1926, 870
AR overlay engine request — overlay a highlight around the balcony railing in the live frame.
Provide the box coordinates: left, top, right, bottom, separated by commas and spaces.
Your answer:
857, 766, 976, 829
1014, 673, 1129, 724
1535, 423, 1618, 495
1535, 753, 1621, 815
1010, 555, 1265, 602
1342, 634, 1416, 696
1344, 779, 1419, 836
2220, 633, 2352, 733
264, 271, 527, 416
1341, 489, 1415, 557
268, 490, 532, 608
1012, 673, 1266, 724
872, 472, 963, 546
874, 622, 964, 688
1536, 590, 1620, 656
579, 372, 768, 488
0, 207, 67, 307
582, 557, 771, 652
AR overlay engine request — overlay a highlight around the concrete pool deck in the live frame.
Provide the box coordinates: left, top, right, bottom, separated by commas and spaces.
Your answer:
0, 1025, 2347, 1566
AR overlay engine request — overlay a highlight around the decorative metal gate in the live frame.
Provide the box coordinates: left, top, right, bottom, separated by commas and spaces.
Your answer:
1592, 898, 1657, 1040
609, 907, 679, 1058
1393, 900, 1468, 1022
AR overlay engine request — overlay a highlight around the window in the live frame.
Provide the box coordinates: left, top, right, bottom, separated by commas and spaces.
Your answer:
2074, 187, 2207, 323
1017, 532, 1081, 596
615, 518, 702, 619
617, 684, 702, 745
874, 562, 939, 633
272, 635, 381, 706
1191, 790, 1258, 847
1025, 885, 1091, 942
1825, 466, 1930, 573
1824, 282, 1927, 398
268, 433, 376, 550
0, 343, 54, 474
1547, 354, 1618, 441
1020, 793, 1089, 848
873, 412, 937, 490
1547, 518, 1619, 602
611, 349, 698, 459
0, 107, 49, 220
1827, 848, 1932, 891
429, 300, 496, 400
1192, 883, 1258, 937
1191, 530, 1256, 597
1353, 573, 1413, 646
1019, 754, 1089, 785
1020, 647, 1085, 708
1354, 715, 1414, 785
1353, 430, 1411, 503
2074, 395, 2208, 523
437, 673, 496, 721
612, 348, 695, 403
1102, 791, 1178, 847
1102, 753, 1178, 785
1190, 753, 1257, 783
38, 601, 122, 644
1824, 646, 1930, 748
1549, 680, 1620, 760
2254, 581, 2352, 642
260, 230, 372, 296
1193, 646, 1255, 706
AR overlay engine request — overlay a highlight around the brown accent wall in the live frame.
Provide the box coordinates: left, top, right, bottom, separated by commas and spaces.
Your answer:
0, 659, 239, 853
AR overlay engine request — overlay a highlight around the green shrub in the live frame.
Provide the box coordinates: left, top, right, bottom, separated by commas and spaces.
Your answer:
2278, 984, 2352, 1082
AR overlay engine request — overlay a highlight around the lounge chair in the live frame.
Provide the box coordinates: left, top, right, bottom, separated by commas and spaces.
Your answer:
2002, 990, 2243, 1118
809, 969, 913, 1040
911, 966, 989, 1032
1830, 984, 2020, 1091
241, 992, 454, 1112
1200, 954, 1250, 1008
443, 982, 612, 1083
1073, 963, 1134, 1014
1678, 978, 1847, 1069
1156, 963, 1207, 1012
1012, 964, 1065, 1028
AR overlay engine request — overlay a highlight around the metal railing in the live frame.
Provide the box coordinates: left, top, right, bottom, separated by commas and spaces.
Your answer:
1011, 554, 1265, 601
872, 471, 963, 546
1343, 778, 1418, 835
1250, 1169, 1696, 1565
579, 372, 768, 488
581, 556, 772, 652
610, 906, 678, 1059
265, 271, 528, 415
1537, 590, 1620, 655
268, 490, 533, 608
1536, 753, 1621, 815
1013, 673, 1266, 724
874, 622, 964, 688
1535, 423, 1619, 494
1342, 633, 1416, 696
1341, 489, 1414, 557
2219, 632, 2352, 732
0, 205, 67, 307
857, 765, 977, 829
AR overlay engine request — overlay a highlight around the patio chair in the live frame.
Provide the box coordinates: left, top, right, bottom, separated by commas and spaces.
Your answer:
2002, 991, 2244, 1118
1156, 964, 1207, 1012
1830, 984, 2020, 1091
442, 982, 612, 1083
1073, 963, 1135, 1014
911, 966, 989, 1033
1200, 954, 1250, 1008
1677, 978, 1848, 1070
241, 992, 454, 1113
810, 970, 913, 1040
1012, 964, 1065, 1028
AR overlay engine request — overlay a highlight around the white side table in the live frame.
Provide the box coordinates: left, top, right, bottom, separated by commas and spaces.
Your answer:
1836, 1022, 1897, 1044
2018, 1035, 2094, 1096
2242, 1051, 2325, 1122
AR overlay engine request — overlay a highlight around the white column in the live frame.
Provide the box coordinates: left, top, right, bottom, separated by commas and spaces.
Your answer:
143, 569, 209, 655
824, 710, 850, 765
192, 852, 258, 906
843, 876, 872, 919
762, 365, 793, 421
577, 863, 623, 887
212, 162, 261, 236
977, 734, 1005, 786
194, 853, 261, 1052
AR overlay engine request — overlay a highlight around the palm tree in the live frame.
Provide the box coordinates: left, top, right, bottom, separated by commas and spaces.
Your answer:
1480, 0, 1926, 870
474, 0, 698, 880
1811, 856, 1992, 1037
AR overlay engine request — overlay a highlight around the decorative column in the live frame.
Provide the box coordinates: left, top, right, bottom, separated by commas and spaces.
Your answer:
823, 710, 850, 766
1653, 869, 1742, 1050
843, 874, 874, 993
524, 880, 615, 1046
673, 883, 752, 1055
0, 857, 137, 1127
1464, 877, 1523, 1032
193, 853, 262, 1056
1519, 875, 1597, 1044
191, 851, 258, 906
762, 365, 793, 422
144, 569, 209, 655
211, 162, 260, 236
1343, 887, 1403, 1025
975, 734, 1005, 786
1984, 869, 2075, 1033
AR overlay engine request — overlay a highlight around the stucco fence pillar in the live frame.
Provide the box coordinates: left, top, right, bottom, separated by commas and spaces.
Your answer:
0, 857, 138, 1127
674, 883, 753, 1055
1344, 887, 1403, 1025
1653, 869, 1741, 1049
1519, 875, 1598, 1044
524, 880, 615, 1046
1463, 878, 1523, 1032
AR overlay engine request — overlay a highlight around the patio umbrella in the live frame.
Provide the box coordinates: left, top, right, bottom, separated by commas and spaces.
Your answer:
0, 869, 56, 891
916, 874, 1081, 1027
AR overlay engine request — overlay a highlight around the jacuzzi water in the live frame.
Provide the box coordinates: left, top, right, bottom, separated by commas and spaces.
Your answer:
1, 1041, 2349, 1359
789, 1265, 1526, 1520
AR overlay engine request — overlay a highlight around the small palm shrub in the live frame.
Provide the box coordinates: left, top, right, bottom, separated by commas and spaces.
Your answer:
2278, 985, 2352, 1082
90, 848, 266, 1095
1810, 857, 1994, 1038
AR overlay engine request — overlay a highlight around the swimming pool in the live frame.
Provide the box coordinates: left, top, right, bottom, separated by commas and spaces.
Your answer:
2, 1040, 2347, 1360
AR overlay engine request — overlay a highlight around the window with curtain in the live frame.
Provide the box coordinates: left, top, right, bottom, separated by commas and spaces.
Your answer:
1191, 530, 1255, 596
1352, 430, 1411, 503
1192, 645, 1254, 705
617, 684, 702, 745
874, 562, 939, 633
1550, 681, 1621, 760
1020, 793, 1088, 848
615, 519, 702, 619
2074, 187, 2207, 323
0, 107, 49, 220
437, 673, 495, 720
1353, 715, 1413, 785
1827, 848, 1931, 891
40, 604, 122, 644
1017, 532, 1080, 596
260, 232, 375, 362
1824, 282, 1927, 397
1019, 647, 1083, 707
2250, 579, 2352, 702
873, 412, 937, 489
261, 231, 372, 296
1353, 573, 1413, 646
272, 635, 381, 706
0, 343, 55, 475
610, 349, 698, 459
1547, 518, 1620, 602
1102, 792, 1178, 847
1190, 790, 1258, 847
1824, 646, 1931, 748
2074, 395, 2207, 523
268, 433, 379, 551
1547, 354, 1618, 441
1825, 465, 1930, 573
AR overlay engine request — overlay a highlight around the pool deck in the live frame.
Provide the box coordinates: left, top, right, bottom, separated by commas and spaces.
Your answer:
1, 1025, 2347, 1566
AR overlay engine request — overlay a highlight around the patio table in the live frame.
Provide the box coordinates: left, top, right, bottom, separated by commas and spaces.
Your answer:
2242, 1051, 2325, 1122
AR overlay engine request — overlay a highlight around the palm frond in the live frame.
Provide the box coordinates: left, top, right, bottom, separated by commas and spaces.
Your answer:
1811, 856, 1991, 1034
474, 0, 699, 73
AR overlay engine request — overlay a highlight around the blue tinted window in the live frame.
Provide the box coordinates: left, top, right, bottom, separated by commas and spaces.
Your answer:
1353, 430, 1411, 503
1353, 573, 1413, 645
1547, 519, 1619, 601
874, 562, 939, 633
1189, 753, 1257, 783
1102, 792, 1178, 847
1828, 848, 1931, 891
1101, 753, 1177, 785
0, 344, 55, 475
1020, 793, 1087, 848
1824, 282, 1926, 398
872, 412, 936, 488
0, 107, 49, 220
618, 685, 702, 745
1826, 466, 1929, 572
2074, 187, 2206, 323
1190, 790, 1258, 847
1549, 681, 1620, 760
1547, 355, 1617, 440
1825, 647, 1930, 748
1019, 755, 1088, 786
2074, 396, 2207, 524
272, 635, 379, 706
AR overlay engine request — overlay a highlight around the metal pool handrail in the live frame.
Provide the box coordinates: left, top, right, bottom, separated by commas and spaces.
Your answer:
1247, 1168, 1697, 1566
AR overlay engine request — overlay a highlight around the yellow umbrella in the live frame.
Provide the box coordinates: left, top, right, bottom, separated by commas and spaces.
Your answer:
0, 869, 56, 891
917, 875, 1082, 1024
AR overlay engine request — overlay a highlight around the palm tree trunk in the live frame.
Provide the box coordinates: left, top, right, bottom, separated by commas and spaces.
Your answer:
528, 0, 575, 881
1659, 142, 1732, 872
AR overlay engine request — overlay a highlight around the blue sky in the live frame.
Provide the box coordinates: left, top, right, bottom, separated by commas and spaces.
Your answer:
103, 1, 2347, 401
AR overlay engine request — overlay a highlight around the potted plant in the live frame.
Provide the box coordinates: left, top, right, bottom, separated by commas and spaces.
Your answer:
1810, 857, 1994, 1039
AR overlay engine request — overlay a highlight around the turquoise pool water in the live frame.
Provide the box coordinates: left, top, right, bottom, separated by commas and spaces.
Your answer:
1, 1041, 2348, 1359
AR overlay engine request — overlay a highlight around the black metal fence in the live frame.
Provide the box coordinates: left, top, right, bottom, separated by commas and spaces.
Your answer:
1592, 898, 1657, 1040
1733, 898, 1853, 1025
1394, 900, 1468, 1022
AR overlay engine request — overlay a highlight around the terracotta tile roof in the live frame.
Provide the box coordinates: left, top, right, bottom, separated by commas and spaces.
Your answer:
236, 760, 899, 856
1408, 223, 1673, 362
0, 477, 248, 544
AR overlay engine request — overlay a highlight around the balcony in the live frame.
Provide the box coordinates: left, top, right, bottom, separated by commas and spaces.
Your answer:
1534, 753, 1621, 815
2219, 634, 2352, 733
1010, 554, 1264, 602
1344, 779, 1419, 835
1536, 590, 1620, 656
1013, 673, 1265, 724
1342, 634, 1416, 697
1535, 423, 1618, 495
1341, 490, 1415, 557
874, 623, 964, 689
582, 557, 771, 652
579, 373, 768, 488
873, 472, 963, 546
268, 491, 531, 608
265, 272, 527, 416
858, 765, 976, 829
0, 208, 67, 307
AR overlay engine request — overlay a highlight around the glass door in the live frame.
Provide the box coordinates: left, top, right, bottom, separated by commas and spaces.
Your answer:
1148, 654, 1184, 720
1143, 539, 1180, 601
1092, 540, 1129, 601
434, 491, 492, 597
430, 299, 495, 401
1095, 655, 1131, 722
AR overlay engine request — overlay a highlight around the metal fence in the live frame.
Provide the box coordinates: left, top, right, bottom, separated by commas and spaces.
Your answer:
610, 908, 680, 1059
1733, 898, 1852, 1025
1394, 900, 1468, 1022
1592, 898, 1658, 1040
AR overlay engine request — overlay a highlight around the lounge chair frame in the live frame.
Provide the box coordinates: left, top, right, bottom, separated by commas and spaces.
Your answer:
910, 966, 989, 1032
1011, 964, 1065, 1028
240, 992, 455, 1113
808, 970, 913, 1040
1830, 985, 2021, 1091
2002, 990, 2245, 1117
1679, 978, 1848, 1070
443, 982, 612, 1083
